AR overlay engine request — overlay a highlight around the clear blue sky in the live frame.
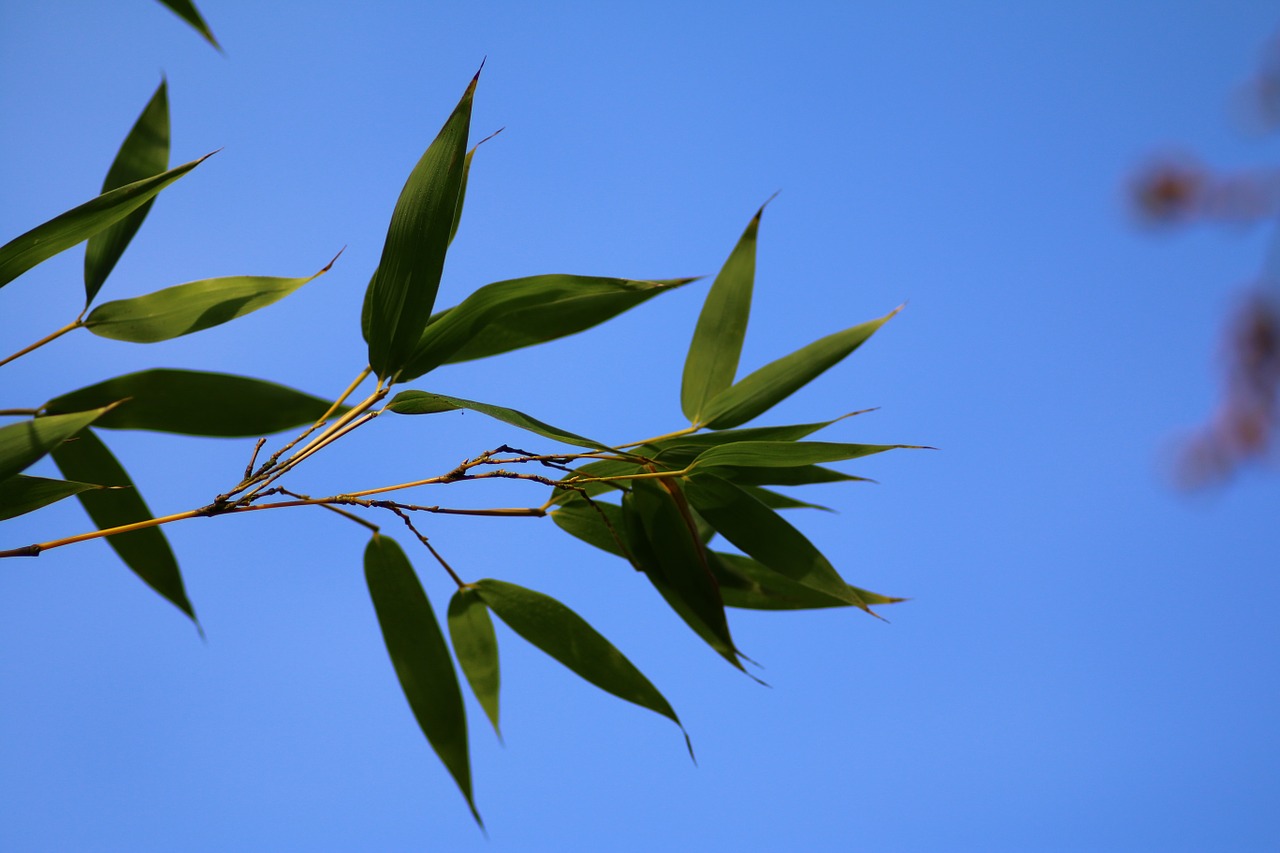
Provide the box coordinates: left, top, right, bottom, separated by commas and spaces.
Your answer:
2, 2, 1278, 851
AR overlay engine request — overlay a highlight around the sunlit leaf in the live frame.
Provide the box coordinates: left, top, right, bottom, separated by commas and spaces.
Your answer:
681, 204, 767, 422
83, 255, 337, 343
0, 407, 110, 483
473, 579, 688, 749
50, 428, 197, 624
84, 79, 170, 305
43, 369, 341, 437
366, 72, 476, 382
388, 390, 610, 449
364, 535, 479, 824
154, 0, 220, 49
0, 153, 212, 291
699, 307, 901, 429
0, 474, 105, 522
691, 440, 914, 470
447, 588, 502, 738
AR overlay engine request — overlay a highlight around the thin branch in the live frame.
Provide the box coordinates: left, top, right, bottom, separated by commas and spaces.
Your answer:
0, 408, 39, 417
0, 319, 83, 369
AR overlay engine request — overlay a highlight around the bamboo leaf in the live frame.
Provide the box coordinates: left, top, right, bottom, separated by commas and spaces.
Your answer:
740, 485, 834, 512
691, 440, 915, 470
699, 307, 900, 429
366, 72, 476, 382
0, 408, 110, 483
547, 458, 647, 505
364, 535, 479, 824
0, 153, 212, 291
718, 464, 871, 488
0, 474, 105, 522
50, 429, 197, 624
388, 390, 610, 449
43, 369, 341, 437
154, 0, 220, 49
84, 80, 170, 305
711, 551, 904, 611
447, 588, 502, 738
550, 495, 628, 558
473, 579, 688, 749
83, 255, 337, 343
681, 204, 767, 422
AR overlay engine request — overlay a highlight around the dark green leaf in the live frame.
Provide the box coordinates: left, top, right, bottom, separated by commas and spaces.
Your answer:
0, 153, 212, 291
366, 72, 476, 382
83, 256, 337, 343
691, 440, 914, 470
402, 275, 695, 379
43, 369, 341, 437
699, 307, 900, 429
388, 390, 610, 449
84, 79, 170, 305
473, 579, 688, 747
447, 588, 502, 738
681, 204, 766, 422
711, 551, 903, 611
154, 0, 220, 49
0, 475, 105, 522
643, 414, 861, 461
50, 429, 197, 624
0, 408, 110, 482
547, 458, 647, 506
740, 485, 833, 512
718, 464, 871, 487
550, 494, 628, 558
364, 535, 479, 824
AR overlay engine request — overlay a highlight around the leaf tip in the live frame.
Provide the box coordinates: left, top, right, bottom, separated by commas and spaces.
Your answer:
319, 246, 346, 274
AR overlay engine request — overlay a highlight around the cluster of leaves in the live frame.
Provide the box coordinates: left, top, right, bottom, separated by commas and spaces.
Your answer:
0, 1, 916, 826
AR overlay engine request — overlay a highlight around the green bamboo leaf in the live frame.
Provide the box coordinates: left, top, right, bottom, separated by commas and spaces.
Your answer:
447, 588, 502, 738
43, 369, 342, 437
711, 551, 904, 611
366, 72, 477, 382
740, 485, 834, 512
83, 254, 338, 343
0, 474, 106, 522
550, 494, 628, 557
547, 458, 647, 506
691, 440, 916, 471
681, 203, 768, 422
401, 275, 696, 380
50, 429, 197, 624
84, 80, 170, 305
388, 390, 610, 450
681, 473, 876, 613
154, 0, 220, 49
699, 307, 901, 429
0, 408, 111, 483
643, 414, 864, 461
0, 154, 212, 291
719, 464, 871, 488
472, 578, 689, 750
364, 535, 479, 824
448, 128, 503, 248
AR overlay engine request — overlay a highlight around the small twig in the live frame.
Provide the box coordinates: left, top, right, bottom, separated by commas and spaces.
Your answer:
386, 508, 465, 588
0, 318, 83, 369
243, 438, 268, 480
0, 408, 39, 417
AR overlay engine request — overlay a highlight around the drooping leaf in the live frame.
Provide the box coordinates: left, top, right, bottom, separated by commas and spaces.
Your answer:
0, 474, 105, 522
43, 369, 341, 437
154, 0, 220, 49
473, 579, 688, 748
388, 390, 610, 449
401, 275, 696, 380
711, 551, 904, 611
550, 494, 628, 558
681, 204, 767, 423
447, 588, 502, 738
699, 307, 901, 429
0, 153, 212, 291
84, 79, 170, 305
681, 473, 875, 613
366, 72, 476, 382
83, 255, 337, 343
364, 535, 479, 824
0, 408, 111, 483
50, 428, 197, 624
691, 440, 915, 471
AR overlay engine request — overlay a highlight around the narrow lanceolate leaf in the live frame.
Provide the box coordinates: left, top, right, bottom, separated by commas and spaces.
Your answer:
682, 473, 877, 613
718, 464, 870, 488
366, 73, 476, 382
448, 588, 502, 738
0, 475, 105, 522
43, 369, 341, 437
691, 440, 915, 470
389, 390, 610, 450
473, 579, 688, 749
85, 80, 170, 305
0, 153, 212, 291
364, 535, 479, 824
681, 204, 768, 423
699, 307, 901, 429
0, 407, 110, 483
83, 255, 337, 343
550, 494, 628, 558
644, 414, 862, 461
155, 0, 220, 49
401, 275, 696, 379
711, 551, 904, 611
740, 485, 834, 512
51, 429, 197, 624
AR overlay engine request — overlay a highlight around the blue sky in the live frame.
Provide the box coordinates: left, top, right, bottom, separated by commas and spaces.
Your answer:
2, 2, 1278, 851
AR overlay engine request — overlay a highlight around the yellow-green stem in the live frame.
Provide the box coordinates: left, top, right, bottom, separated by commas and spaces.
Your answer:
0, 319, 83, 369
